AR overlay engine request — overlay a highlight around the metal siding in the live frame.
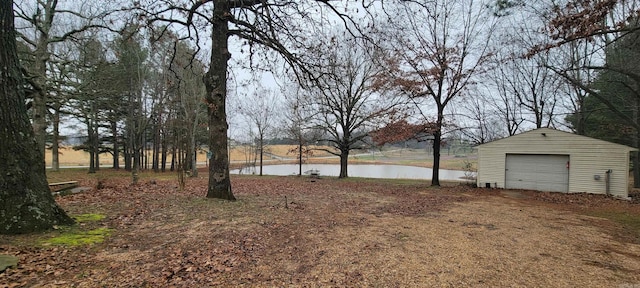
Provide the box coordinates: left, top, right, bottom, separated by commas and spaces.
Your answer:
505, 154, 569, 192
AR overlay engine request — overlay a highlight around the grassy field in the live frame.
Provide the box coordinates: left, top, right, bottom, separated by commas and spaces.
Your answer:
45, 145, 338, 166
1, 172, 639, 287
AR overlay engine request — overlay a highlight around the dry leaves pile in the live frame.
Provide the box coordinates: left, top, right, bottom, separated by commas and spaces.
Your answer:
1, 174, 639, 287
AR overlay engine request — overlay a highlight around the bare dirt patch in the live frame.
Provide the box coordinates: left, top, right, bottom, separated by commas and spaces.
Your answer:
1, 174, 639, 287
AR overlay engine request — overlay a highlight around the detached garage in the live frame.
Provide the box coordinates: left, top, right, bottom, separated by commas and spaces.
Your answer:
476, 128, 636, 199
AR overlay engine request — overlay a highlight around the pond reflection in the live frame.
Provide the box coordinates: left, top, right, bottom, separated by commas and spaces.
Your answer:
231, 164, 471, 181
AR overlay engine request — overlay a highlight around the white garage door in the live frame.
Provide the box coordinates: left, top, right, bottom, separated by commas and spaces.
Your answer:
505, 154, 569, 193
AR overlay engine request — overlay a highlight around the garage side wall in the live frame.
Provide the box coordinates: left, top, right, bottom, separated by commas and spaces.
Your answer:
476, 128, 632, 198
477, 146, 506, 189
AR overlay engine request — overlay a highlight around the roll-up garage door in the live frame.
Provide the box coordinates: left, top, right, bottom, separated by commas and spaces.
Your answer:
505, 154, 569, 193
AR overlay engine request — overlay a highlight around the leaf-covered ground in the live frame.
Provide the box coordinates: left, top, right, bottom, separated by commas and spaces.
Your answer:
1, 173, 640, 287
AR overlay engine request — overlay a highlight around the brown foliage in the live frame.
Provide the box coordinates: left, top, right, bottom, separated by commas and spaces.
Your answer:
548, 0, 619, 41
370, 120, 435, 145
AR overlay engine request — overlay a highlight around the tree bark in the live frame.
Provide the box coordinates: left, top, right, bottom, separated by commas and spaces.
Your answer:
339, 148, 349, 178
0, 0, 73, 234
111, 120, 119, 169
51, 104, 60, 171
161, 137, 167, 172
204, 1, 235, 200
153, 121, 160, 172
431, 110, 443, 187
258, 135, 264, 176
298, 140, 303, 176
87, 118, 96, 174
634, 97, 640, 188
29, 0, 65, 159
93, 123, 100, 171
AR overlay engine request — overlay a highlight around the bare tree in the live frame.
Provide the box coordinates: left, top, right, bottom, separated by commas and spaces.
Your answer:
496, 52, 562, 129
305, 33, 400, 178
558, 39, 599, 135
455, 88, 504, 144
238, 87, 281, 176
283, 85, 320, 176
378, 0, 498, 186
485, 62, 525, 136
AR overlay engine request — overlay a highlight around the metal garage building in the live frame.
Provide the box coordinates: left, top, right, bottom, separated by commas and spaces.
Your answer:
476, 128, 636, 199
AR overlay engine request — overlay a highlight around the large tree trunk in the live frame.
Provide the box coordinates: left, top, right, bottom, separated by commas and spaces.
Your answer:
0, 1, 73, 234
30, 0, 60, 159
32, 39, 49, 158
204, 1, 235, 200
339, 148, 349, 178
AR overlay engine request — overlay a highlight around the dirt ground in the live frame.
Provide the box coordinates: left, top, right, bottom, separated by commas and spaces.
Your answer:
1, 173, 639, 287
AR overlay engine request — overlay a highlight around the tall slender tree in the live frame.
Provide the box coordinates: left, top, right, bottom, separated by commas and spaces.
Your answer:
0, 0, 73, 234
378, 0, 497, 186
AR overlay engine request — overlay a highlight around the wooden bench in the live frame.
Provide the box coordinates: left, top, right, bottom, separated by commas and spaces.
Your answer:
49, 181, 79, 192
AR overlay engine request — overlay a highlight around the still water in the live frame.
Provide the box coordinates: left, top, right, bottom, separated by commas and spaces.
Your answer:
231, 164, 471, 181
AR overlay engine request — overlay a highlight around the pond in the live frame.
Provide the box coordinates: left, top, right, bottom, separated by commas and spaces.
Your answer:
231, 164, 472, 181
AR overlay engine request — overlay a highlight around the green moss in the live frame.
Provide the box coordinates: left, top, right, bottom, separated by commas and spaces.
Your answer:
73, 213, 105, 222
42, 227, 112, 247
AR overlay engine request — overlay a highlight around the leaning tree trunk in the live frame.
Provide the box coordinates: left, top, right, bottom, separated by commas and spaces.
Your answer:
204, 1, 235, 200
0, 1, 73, 234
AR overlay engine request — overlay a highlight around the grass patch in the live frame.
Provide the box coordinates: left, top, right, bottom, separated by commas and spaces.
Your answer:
34, 213, 111, 247
42, 227, 113, 247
